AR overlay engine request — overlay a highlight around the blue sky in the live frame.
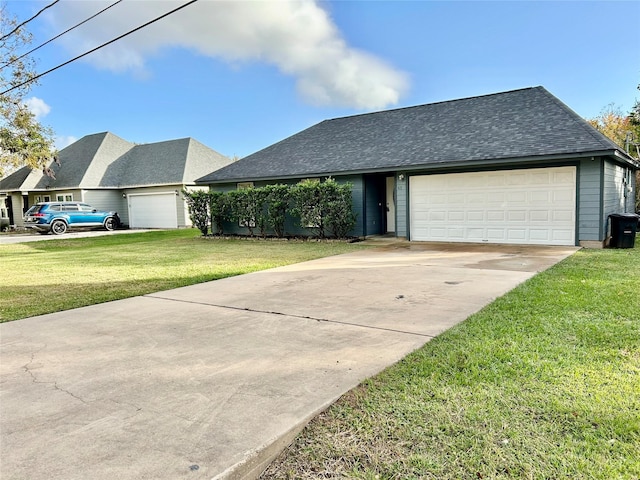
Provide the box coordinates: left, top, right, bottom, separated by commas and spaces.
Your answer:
6, 0, 640, 159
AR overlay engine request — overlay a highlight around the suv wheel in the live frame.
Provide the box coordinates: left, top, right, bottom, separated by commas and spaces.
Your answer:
51, 220, 68, 235
104, 217, 117, 231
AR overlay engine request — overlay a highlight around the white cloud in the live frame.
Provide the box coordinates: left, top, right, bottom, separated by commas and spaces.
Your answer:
46, 0, 408, 109
55, 135, 77, 150
24, 97, 51, 120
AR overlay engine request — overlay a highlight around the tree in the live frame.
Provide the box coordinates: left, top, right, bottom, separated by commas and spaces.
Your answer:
587, 104, 635, 151
0, 2, 57, 178
588, 88, 640, 212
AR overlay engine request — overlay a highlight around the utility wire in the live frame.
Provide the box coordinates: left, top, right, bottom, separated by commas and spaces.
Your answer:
0, 0, 61, 42
1, 0, 199, 96
1, 0, 124, 70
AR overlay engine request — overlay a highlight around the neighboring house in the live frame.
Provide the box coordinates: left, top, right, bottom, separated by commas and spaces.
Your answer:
197, 87, 638, 247
0, 132, 232, 229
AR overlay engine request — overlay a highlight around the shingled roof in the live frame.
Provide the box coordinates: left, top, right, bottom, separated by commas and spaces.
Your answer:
1, 132, 231, 192
197, 86, 634, 184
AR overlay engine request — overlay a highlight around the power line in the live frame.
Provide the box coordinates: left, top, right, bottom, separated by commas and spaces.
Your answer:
0, 0, 61, 42
1, 0, 124, 70
1, 0, 199, 96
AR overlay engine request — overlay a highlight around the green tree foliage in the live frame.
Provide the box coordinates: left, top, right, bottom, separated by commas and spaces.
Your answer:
323, 178, 357, 239
183, 181, 356, 238
209, 191, 228, 235
587, 103, 636, 152
588, 87, 640, 211
0, 3, 57, 178
291, 179, 326, 237
264, 184, 290, 238
227, 187, 266, 237
290, 178, 356, 238
182, 190, 210, 235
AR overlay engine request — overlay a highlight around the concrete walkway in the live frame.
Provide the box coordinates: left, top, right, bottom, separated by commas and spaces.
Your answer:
0, 242, 578, 480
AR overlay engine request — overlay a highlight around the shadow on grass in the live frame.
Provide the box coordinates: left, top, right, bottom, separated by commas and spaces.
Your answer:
0, 271, 250, 323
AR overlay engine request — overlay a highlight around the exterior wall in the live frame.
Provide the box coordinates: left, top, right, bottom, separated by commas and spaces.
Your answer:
396, 173, 408, 237
210, 175, 365, 237
602, 159, 635, 237
123, 185, 187, 228
29, 189, 82, 206
82, 190, 129, 225
9, 193, 25, 227
577, 157, 603, 242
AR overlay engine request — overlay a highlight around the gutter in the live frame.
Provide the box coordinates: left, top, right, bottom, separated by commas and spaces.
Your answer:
198, 150, 631, 185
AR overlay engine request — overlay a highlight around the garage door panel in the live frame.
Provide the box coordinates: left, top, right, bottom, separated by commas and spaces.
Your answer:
129, 194, 178, 229
410, 167, 576, 246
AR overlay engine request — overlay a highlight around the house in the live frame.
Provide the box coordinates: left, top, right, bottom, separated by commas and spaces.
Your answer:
0, 132, 232, 229
197, 87, 639, 247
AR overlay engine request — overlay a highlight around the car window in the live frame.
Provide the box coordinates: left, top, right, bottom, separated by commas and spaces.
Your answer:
25, 205, 40, 215
62, 205, 79, 211
48, 204, 62, 211
79, 205, 94, 212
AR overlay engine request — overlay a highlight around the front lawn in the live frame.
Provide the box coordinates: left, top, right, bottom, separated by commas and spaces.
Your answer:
261, 243, 640, 479
0, 229, 368, 322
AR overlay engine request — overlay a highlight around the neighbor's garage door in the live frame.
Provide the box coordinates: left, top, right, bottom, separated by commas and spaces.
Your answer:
128, 193, 178, 229
410, 166, 576, 245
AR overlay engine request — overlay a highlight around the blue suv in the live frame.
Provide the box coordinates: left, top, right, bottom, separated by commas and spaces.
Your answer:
24, 202, 120, 235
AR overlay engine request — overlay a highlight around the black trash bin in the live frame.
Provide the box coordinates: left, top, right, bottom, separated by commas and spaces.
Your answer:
609, 213, 640, 248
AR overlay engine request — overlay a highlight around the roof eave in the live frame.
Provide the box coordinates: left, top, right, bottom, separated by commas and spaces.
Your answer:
198, 150, 635, 185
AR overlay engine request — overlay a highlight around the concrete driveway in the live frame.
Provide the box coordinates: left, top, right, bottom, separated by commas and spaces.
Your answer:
0, 242, 578, 480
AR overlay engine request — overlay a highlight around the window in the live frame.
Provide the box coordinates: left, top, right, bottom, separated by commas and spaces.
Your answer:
237, 182, 254, 189
56, 194, 73, 202
62, 204, 79, 212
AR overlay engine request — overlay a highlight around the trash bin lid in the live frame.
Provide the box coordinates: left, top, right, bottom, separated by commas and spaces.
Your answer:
609, 213, 640, 219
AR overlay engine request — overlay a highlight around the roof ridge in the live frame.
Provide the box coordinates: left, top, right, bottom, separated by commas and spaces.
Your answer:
323, 86, 540, 123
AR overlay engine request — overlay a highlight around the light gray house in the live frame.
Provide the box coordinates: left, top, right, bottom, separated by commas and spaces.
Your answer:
1, 132, 232, 229
197, 87, 638, 247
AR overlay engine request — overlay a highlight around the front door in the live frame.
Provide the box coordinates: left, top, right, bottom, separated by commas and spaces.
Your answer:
386, 176, 395, 233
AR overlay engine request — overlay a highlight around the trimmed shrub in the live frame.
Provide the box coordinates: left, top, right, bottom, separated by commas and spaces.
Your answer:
209, 191, 228, 235
324, 178, 356, 239
291, 179, 326, 237
264, 184, 290, 238
182, 189, 210, 235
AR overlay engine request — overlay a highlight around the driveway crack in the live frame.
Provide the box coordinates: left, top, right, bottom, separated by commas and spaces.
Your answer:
146, 295, 436, 338
23, 351, 88, 404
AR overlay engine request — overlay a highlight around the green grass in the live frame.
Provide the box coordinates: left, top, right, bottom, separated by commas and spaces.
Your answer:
0, 229, 368, 322
261, 244, 640, 479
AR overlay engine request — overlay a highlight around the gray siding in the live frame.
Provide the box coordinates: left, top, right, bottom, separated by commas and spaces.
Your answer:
83, 190, 128, 225
396, 173, 408, 237
577, 157, 603, 241
602, 160, 634, 236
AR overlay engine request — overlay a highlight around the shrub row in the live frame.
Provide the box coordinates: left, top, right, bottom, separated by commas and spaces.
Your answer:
183, 178, 357, 239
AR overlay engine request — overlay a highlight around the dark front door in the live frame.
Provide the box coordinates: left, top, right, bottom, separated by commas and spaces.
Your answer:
364, 174, 386, 236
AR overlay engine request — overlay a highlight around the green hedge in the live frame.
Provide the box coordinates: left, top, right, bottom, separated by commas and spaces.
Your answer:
183, 179, 356, 239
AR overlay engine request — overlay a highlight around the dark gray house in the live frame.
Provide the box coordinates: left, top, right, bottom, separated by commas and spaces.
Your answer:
197, 87, 638, 247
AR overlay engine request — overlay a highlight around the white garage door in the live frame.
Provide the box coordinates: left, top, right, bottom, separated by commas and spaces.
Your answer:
410, 166, 576, 245
128, 193, 178, 229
